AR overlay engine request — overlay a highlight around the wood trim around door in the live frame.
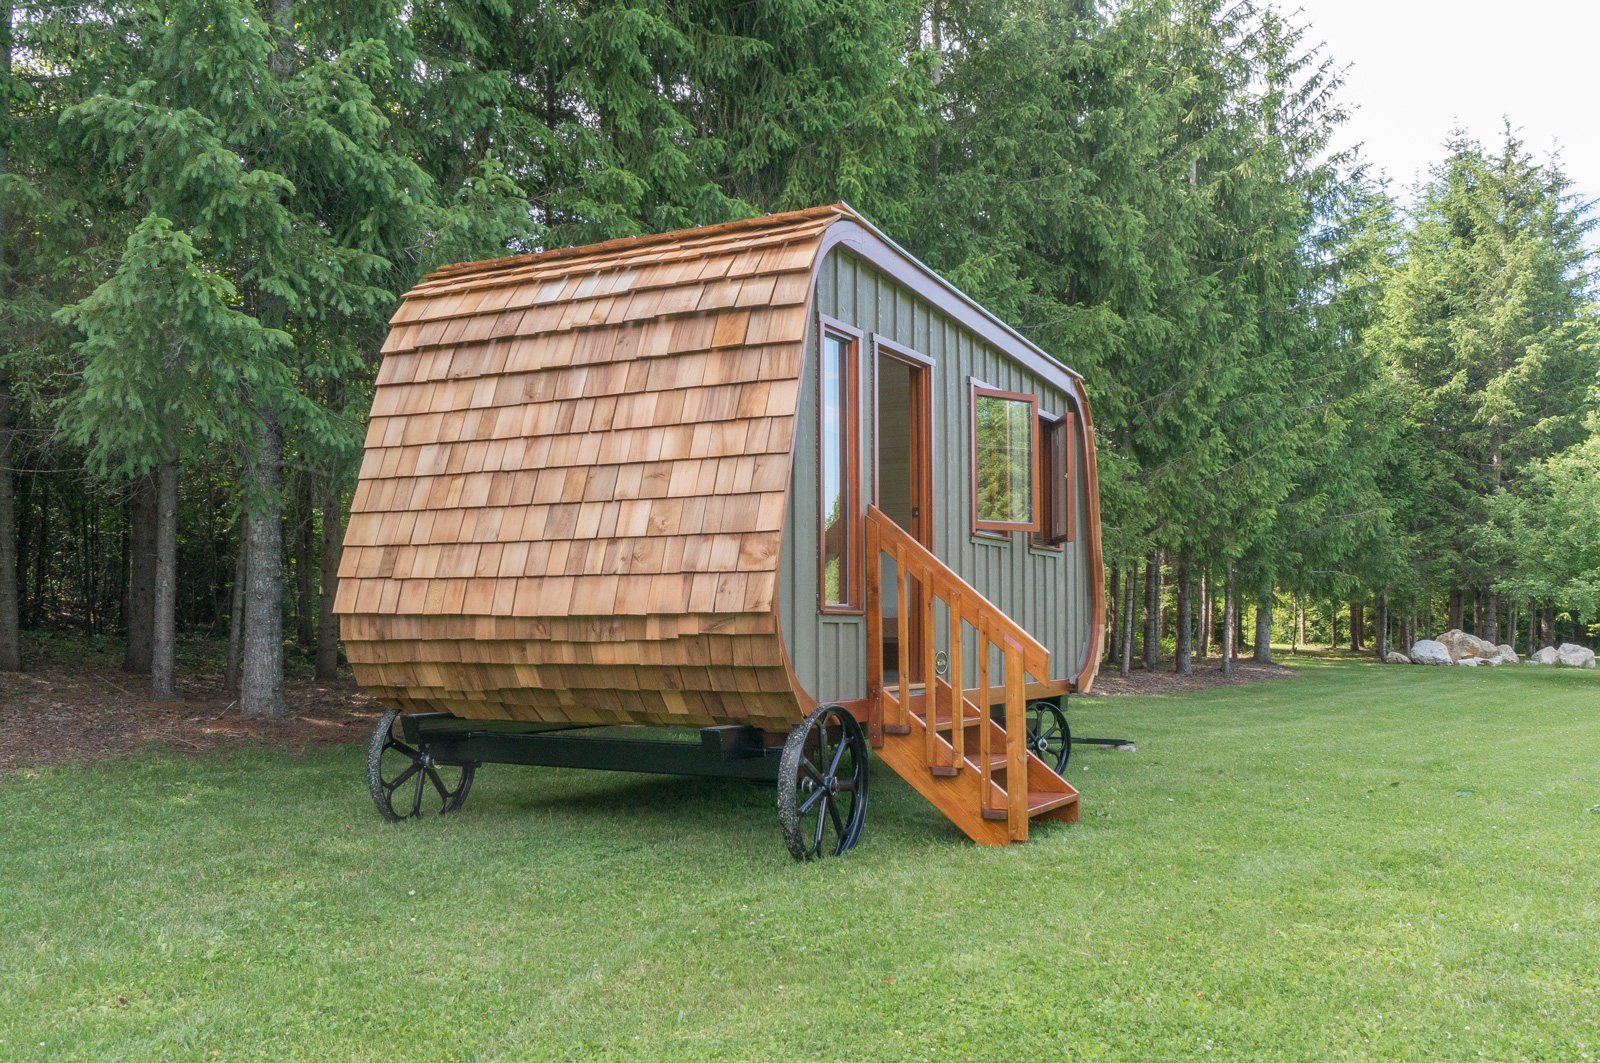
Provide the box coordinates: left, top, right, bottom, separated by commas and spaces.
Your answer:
871, 334, 934, 550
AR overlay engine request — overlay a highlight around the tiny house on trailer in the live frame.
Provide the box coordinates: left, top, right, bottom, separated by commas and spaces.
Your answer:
337, 204, 1106, 858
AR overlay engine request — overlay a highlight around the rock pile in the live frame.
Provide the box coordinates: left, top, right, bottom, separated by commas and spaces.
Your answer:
1405, 629, 1521, 667
1524, 643, 1595, 667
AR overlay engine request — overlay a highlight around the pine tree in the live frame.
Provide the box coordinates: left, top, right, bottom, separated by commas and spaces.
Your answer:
1373, 127, 1597, 630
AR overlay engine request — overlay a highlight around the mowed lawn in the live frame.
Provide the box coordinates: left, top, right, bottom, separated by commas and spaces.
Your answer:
3, 658, 1599, 1061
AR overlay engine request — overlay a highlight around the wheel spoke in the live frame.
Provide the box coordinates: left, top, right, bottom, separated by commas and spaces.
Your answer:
827, 797, 845, 843
410, 769, 426, 817
384, 762, 421, 794
827, 732, 848, 776
1040, 722, 1059, 743
426, 767, 451, 803
799, 786, 826, 814
386, 738, 420, 760
799, 756, 826, 786
812, 797, 827, 853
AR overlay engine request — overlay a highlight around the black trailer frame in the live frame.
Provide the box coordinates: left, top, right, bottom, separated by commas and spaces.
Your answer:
366, 705, 870, 862
399, 713, 784, 782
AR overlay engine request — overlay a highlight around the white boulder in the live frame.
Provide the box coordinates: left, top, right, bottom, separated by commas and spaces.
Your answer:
1530, 646, 1561, 665
1437, 628, 1498, 662
1408, 639, 1454, 666
1386, 650, 1411, 664
1458, 656, 1481, 667
1493, 644, 1520, 664
1557, 643, 1597, 669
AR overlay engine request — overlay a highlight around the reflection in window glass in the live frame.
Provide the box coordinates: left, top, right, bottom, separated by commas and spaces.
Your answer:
821, 334, 850, 605
974, 394, 1034, 525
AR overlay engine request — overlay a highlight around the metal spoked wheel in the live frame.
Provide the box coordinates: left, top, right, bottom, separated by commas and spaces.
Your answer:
778, 705, 869, 861
1026, 700, 1071, 774
367, 709, 476, 822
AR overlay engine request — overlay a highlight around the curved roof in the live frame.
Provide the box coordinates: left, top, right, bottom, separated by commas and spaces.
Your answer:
335, 206, 844, 729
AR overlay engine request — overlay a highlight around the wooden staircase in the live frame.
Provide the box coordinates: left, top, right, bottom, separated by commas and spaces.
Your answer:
865, 506, 1079, 845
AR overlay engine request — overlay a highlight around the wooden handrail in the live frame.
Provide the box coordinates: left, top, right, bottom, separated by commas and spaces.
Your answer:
864, 506, 1050, 837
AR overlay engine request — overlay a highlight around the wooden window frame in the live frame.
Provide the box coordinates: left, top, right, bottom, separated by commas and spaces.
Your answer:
818, 315, 864, 614
1033, 408, 1077, 548
969, 379, 1041, 535
871, 334, 935, 550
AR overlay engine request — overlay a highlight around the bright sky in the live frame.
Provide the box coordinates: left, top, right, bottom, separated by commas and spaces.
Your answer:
1289, 0, 1600, 207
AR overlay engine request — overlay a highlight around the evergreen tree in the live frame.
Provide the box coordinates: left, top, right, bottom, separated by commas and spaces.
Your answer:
1373, 127, 1597, 636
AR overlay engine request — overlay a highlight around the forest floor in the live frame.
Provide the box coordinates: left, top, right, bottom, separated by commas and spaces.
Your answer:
3, 655, 1598, 1061
0, 634, 380, 772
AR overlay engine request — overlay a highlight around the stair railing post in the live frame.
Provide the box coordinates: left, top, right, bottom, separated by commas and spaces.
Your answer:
865, 515, 883, 748
978, 622, 992, 814
923, 567, 938, 771
1005, 644, 1028, 841
894, 548, 910, 732
948, 593, 963, 773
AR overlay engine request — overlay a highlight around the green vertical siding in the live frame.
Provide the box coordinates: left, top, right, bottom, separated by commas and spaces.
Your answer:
780, 248, 1095, 703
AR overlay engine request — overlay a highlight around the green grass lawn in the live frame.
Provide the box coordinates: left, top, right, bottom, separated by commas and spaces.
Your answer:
3, 657, 1599, 1061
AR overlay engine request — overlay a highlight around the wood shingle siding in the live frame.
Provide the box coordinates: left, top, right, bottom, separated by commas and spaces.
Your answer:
337, 207, 843, 733
339, 203, 1103, 735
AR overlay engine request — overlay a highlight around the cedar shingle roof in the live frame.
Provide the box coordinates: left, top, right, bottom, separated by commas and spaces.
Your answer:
335, 205, 851, 731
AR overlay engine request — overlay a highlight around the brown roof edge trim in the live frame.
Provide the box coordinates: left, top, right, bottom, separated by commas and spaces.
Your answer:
1066, 375, 1105, 694
821, 208, 1083, 387
420, 204, 852, 283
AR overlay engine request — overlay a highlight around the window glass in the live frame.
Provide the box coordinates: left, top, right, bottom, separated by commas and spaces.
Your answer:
974, 394, 1034, 525
821, 333, 851, 605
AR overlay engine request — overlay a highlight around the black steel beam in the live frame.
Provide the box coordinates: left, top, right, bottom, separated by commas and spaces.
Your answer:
422, 724, 782, 782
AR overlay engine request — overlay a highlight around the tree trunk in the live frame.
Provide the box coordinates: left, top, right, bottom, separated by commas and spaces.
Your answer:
1107, 566, 1120, 663
150, 453, 180, 701
241, 412, 286, 717
1330, 602, 1339, 650
1119, 568, 1135, 678
1143, 552, 1159, 669
122, 473, 156, 673
1348, 602, 1361, 651
1485, 591, 1498, 645
315, 478, 343, 681
1220, 570, 1235, 675
0, 5, 18, 672
0, 372, 18, 671
1175, 554, 1191, 676
1375, 595, 1388, 661
225, 531, 246, 693
1197, 571, 1209, 657
1253, 595, 1272, 663
1448, 589, 1463, 631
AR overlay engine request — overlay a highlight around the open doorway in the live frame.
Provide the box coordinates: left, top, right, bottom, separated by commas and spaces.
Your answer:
875, 342, 931, 683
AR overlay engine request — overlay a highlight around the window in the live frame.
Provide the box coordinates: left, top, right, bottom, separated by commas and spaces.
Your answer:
1034, 410, 1077, 547
819, 325, 861, 611
970, 383, 1040, 533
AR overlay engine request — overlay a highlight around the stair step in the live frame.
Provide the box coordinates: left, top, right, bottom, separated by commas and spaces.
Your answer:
928, 752, 1014, 774
915, 713, 986, 733
979, 790, 1080, 821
